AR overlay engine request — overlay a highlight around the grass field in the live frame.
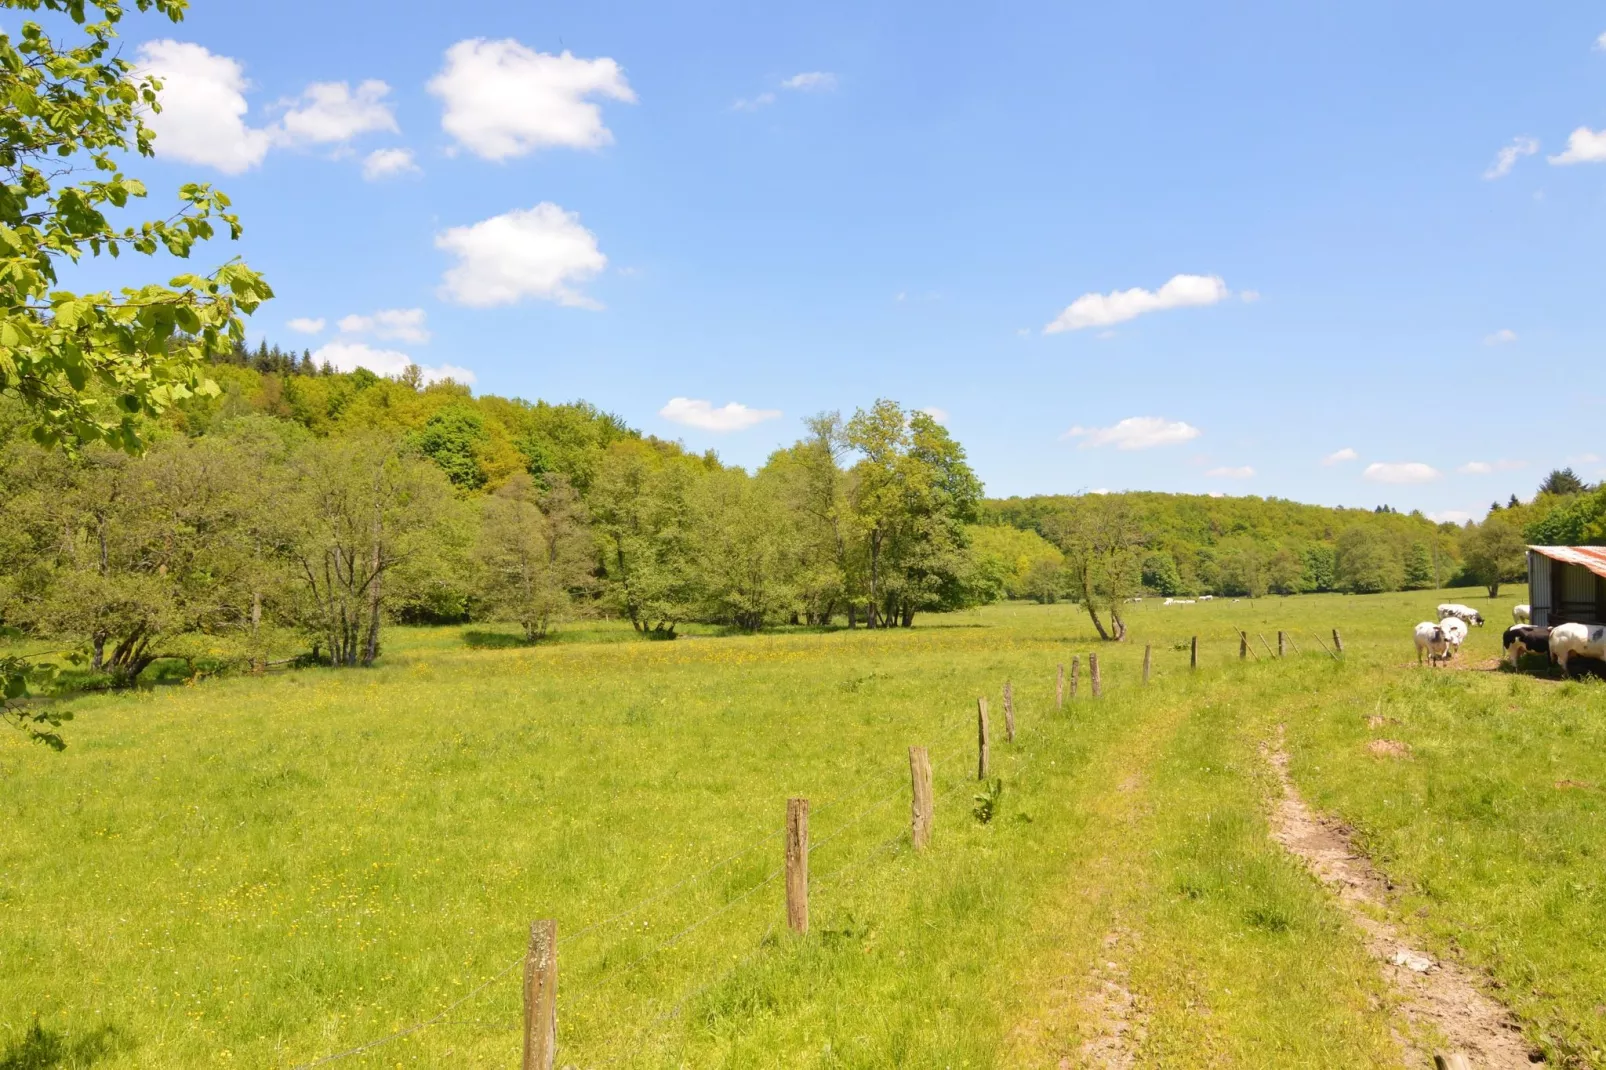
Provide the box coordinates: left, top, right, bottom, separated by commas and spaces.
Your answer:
4, 586, 1605, 1068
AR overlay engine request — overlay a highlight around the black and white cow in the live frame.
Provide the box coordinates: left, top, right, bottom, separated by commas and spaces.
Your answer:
1502, 625, 1550, 668
1437, 603, 1485, 627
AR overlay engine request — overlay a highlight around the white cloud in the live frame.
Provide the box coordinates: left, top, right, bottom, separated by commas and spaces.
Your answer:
435, 204, 607, 309
287, 317, 326, 334
311, 341, 474, 385
362, 147, 419, 180
1458, 459, 1525, 475
1044, 274, 1231, 333
338, 308, 430, 343
1596, 30, 1606, 50
1088, 488, 1111, 495
136, 40, 271, 174
1428, 509, 1474, 524
782, 71, 837, 92
1549, 127, 1606, 165
1483, 328, 1518, 345
1240, 290, 1261, 303
428, 39, 635, 160
1205, 465, 1254, 479
1063, 416, 1201, 450
918, 406, 949, 424
732, 91, 776, 112
659, 398, 781, 432
1322, 447, 1359, 465
276, 80, 396, 145
1483, 136, 1539, 179
1207, 491, 1226, 498
1363, 461, 1441, 484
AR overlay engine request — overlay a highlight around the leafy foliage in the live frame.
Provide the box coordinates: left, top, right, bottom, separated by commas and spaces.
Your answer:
0, 0, 271, 450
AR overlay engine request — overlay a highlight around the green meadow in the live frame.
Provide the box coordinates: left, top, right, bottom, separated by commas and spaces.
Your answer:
4, 586, 1605, 1068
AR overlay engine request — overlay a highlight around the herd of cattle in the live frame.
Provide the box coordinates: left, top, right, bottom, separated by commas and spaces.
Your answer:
1414, 602, 1606, 676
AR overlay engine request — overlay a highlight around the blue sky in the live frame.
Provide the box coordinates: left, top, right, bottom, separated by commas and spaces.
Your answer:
59, 0, 1606, 518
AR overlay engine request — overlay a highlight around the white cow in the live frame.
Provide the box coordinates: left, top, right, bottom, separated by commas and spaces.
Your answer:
1512, 604, 1531, 624
1440, 616, 1468, 657
1549, 622, 1606, 677
1437, 603, 1485, 627
1414, 621, 1451, 666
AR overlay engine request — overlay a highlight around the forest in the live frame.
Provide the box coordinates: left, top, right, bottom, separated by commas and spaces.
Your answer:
4, 344, 1601, 699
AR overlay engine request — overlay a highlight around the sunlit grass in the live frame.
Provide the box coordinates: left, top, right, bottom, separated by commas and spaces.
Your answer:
7, 584, 1602, 1067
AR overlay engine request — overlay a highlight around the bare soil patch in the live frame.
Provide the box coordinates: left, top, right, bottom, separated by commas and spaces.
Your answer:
1367, 738, 1413, 759
1067, 929, 1144, 1070
1264, 731, 1541, 1068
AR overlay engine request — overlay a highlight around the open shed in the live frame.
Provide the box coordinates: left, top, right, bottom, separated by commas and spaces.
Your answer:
1527, 545, 1606, 627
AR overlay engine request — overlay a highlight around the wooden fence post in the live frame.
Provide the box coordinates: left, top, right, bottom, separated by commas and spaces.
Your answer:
1190, 635, 1198, 670
1239, 631, 1249, 660
1277, 630, 1287, 658
1056, 663, 1065, 709
522, 919, 557, 1070
1070, 656, 1080, 699
785, 798, 809, 934
1003, 681, 1016, 742
1090, 653, 1102, 698
908, 746, 933, 850
1142, 643, 1152, 684
1332, 628, 1345, 655
977, 697, 990, 780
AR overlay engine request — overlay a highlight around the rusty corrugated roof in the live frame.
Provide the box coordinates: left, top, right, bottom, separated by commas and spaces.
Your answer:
1528, 545, 1606, 580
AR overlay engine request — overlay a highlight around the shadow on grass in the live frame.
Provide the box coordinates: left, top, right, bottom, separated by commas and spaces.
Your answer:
462, 630, 534, 650
0, 1021, 132, 1069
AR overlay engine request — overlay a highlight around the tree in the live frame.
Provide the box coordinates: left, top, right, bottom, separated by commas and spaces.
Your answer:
1524, 484, 1606, 546
277, 435, 457, 665
1217, 539, 1267, 598
1045, 494, 1143, 640
589, 440, 707, 635
1461, 516, 1527, 598
1402, 542, 1434, 590
0, 0, 271, 451
1538, 468, 1587, 497
695, 468, 798, 631
475, 473, 591, 641
1267, 546, 1304, 595
1141, 551, 1183, 597
1335, 527, 1402, 594
1300, 544, 1337, 592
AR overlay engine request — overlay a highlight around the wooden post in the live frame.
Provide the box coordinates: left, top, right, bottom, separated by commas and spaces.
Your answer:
1433, 1056, 1472, 1070
1003, 681, 1016, 742
1056, 663, 1065, 709
908, 746, 933, 850
1142, 643, 1152, 684
1332, 628, 1345, 655
1070, 656, 1080, 699
785, 798, 809, 934
522, 919, 557, 1070
1258, 633, 1276, 659
1190, 635, 1198, 669
1090, 653, 1102, 698
1240, 631, 1248, 659
976, 698, 990, 779
1277, 630, 1287, 658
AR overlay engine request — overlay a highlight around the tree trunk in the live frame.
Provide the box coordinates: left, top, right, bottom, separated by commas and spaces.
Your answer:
847, 605, 857, 629
251, 589, 264, 674
868, 531, 881, 628
1109, 604, 1127, 641
91, 631, 106, 672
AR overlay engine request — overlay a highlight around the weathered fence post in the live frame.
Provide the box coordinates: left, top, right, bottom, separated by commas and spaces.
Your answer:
1056, 663, 1065, 709
1433, 1055, 1472, 1070
1240, 631, 1248, 660
522, 920, 557, 1070
908, 746, 933, 850
977, 698, 991, 779
1332, 628, 1345, 655
1090, 653, 1102, 698
1190, 635, 1198, 670
1142, 643, 1152, 684
1070, 656, 1080, 699
785, 798, 809, 934
1003, 680, 1016, 742
1277, 630, 1287, 658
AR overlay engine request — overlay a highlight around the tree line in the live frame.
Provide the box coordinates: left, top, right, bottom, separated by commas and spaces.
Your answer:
0, 371, 984, 689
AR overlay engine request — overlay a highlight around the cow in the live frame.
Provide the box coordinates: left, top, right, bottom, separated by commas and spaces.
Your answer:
1548, 622, 1606, 678
1502, 625, 1551, 668
1414, 621, 1451, 666
1512, 604, 1531, 624
1437, 603, 1485, 627
1440, 616, 1468, 656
